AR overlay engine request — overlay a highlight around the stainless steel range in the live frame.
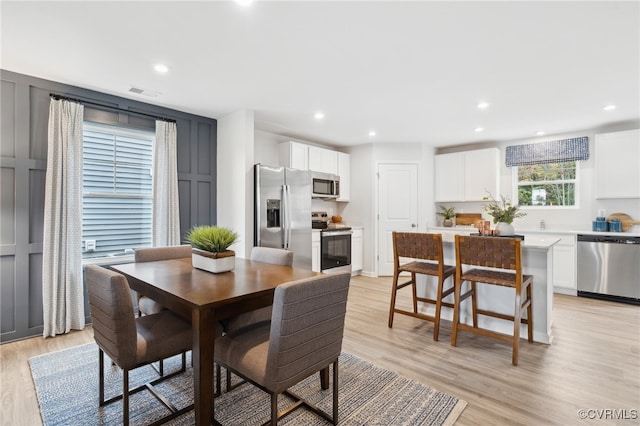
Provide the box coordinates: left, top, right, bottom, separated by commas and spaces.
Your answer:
312, 211, 352, 273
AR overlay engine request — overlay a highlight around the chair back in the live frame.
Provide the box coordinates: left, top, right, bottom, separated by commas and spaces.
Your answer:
134, 244, 192, 263
455, 235, 521, 271
265, 272, 351, 393
250, 246, 294, 266
85, 265, 137, 367
393, 232, 444, 263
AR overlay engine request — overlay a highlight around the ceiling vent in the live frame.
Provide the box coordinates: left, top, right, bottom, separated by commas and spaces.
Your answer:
128, 86, 161, 97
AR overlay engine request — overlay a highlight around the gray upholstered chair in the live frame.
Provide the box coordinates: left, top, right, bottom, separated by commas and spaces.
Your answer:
85, 265, 193, 425
214, 271, 351, 425
134, 244, 192, 316
220, 246, 294, 333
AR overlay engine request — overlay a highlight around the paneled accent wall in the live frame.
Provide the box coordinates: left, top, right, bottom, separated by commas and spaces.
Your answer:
0, 70, 217, 343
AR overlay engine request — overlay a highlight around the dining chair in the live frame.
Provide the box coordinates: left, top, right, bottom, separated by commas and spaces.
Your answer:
220, 246, 294, 334
85, 265, 194, 425
450, 235, 533, 366
134, 244, 193, 376
388, 232, 456, 341
134, 244, 192, 316
214, 271, 351, 425
218, 246, 294, 391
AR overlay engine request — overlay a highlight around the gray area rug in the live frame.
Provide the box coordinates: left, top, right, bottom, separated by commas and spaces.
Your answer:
29, 343, 466, 425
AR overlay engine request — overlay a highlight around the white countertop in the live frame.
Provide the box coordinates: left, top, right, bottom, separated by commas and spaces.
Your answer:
428, 227, 559, 248
431, 225, 640, 238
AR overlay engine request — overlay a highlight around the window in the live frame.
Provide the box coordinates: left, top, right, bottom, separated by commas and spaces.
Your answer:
515, 161, 578, 207
82, 122, 154, 258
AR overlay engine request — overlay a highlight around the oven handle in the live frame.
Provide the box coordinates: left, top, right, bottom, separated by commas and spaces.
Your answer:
322, 230, 353, 236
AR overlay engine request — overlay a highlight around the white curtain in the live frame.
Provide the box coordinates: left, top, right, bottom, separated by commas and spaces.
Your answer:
42, 99, 85, 337
152, 120, 180, 246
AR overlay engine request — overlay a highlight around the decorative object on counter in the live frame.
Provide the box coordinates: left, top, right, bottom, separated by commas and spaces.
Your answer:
455, 213, 483, 227
608, 218, 622, 232
592, 216, 608, 232
436, 205, 456, 227
607, 213, 640, 232
331, 215, 342, 223
482, 192, 526, 235
185, 225, 239, 273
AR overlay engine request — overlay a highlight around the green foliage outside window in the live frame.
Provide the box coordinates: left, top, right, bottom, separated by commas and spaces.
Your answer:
516, 161, 576, 206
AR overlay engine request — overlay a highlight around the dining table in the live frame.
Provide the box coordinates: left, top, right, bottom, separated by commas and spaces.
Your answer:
111, 256, 321, 425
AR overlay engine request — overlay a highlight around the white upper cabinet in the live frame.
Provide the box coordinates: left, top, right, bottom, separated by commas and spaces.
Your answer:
308, 146, 338, 175
336, 152, 350, 202
279, 141, 309, 170
435, 148, 500, 202
595, 129, 640, 199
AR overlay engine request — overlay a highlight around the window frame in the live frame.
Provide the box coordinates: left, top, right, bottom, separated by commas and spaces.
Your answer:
81, 121, 155, 262
511, 161, 581, 210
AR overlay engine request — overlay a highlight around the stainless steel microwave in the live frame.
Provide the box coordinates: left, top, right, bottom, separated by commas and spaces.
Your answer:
311, 171, 340, 199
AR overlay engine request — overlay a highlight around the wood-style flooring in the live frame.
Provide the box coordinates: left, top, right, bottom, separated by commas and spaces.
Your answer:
1, 275, 638, 425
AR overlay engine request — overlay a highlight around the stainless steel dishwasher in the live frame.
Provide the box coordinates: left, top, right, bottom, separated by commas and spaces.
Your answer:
577, 234, 640, 305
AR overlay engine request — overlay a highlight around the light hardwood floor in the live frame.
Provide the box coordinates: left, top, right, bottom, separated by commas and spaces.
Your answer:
1, 275, 639, 425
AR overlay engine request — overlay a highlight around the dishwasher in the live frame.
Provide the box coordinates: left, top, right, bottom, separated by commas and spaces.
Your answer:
577, 234, 640, 305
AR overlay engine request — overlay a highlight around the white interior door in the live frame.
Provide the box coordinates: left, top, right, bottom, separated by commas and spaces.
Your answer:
377, 163, 418, 276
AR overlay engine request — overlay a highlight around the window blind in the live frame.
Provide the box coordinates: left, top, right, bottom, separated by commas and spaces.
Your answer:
505, 136, 589, 167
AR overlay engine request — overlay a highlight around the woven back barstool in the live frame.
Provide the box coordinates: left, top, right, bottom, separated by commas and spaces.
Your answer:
450, 235, 533, 366
388, 232, 456, 341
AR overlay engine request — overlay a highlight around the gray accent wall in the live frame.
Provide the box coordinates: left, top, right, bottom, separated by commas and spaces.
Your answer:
0, 69, 217, 343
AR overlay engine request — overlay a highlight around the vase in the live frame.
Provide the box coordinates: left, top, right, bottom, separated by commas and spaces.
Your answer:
495, 222, 515, 236
192, 248, 235, 273
443, 219, 454, 227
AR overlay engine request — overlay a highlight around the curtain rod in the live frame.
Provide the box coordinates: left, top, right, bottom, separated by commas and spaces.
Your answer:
49, 93, 176, 123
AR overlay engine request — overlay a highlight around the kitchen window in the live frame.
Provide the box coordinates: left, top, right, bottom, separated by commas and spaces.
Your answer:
82, 122, 154, 259
514, 161, 578, 207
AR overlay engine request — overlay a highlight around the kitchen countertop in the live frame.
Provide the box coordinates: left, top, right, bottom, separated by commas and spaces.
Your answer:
429, 227, 559, 248
430, 225, 640, 238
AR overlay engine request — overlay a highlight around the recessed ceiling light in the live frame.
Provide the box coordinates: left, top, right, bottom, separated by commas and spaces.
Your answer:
536, 131, 546, 136
477, 101, 490, 109
154, 64, 169, 73
603, 104, 617, 111
474, 127, 484, 133
314, 112, 325, 120
368, 130, 376, 137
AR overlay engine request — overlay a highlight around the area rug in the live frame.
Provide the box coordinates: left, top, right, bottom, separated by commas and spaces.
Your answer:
29, 343, 466, 425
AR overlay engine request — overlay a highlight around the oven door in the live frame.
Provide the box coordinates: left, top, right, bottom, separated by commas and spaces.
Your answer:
321, 230, 352, 272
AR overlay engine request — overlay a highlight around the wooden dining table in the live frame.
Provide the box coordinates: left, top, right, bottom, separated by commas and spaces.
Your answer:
111, 256, 320, 425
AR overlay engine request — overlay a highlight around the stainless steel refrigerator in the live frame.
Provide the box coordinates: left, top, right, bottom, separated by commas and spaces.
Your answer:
254, 164, 312, 270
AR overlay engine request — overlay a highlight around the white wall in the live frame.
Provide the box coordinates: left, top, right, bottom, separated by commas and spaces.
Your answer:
217, 109, 255, 258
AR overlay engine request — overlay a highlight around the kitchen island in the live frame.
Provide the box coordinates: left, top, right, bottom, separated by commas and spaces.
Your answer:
419, 229, 559, 344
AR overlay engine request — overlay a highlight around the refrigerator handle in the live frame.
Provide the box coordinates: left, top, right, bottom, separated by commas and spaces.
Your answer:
282, 184, 290, 249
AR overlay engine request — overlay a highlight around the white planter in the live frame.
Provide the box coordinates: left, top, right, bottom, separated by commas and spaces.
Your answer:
192, 249, 235, 273
495, 222, 515, 236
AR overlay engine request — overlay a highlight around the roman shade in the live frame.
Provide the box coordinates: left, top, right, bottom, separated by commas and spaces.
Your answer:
505, 136, 589, 167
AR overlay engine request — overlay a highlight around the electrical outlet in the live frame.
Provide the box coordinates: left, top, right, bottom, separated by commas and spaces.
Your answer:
85, 240, 96, 251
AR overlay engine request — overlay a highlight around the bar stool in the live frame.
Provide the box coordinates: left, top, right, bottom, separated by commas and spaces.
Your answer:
450, 235, 533, 366
388, 232, 456, 341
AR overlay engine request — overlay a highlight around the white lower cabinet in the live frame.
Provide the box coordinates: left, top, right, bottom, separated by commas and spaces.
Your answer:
312, 230, 321, 272
351, 228, 363, 274
524, 232, 576, 294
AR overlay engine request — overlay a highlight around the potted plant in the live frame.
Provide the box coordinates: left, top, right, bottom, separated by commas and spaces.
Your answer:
185, 225, 239, 273
436, 205, 456, 227
482, 193, 526, 235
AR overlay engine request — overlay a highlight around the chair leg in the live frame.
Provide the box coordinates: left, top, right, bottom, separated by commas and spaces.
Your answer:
388, 272, 400, 327
271, 392, 278, 425
215, 364, 222, 397
411, 272, 418, 313
512, 286, 522, 366
450, 277, 461, 346
320, 366, 329, 390
526, 283, 534, 343
433, 276, 445, 341
470, 281, 478, 328
332, 360, 339, 424
99, 349, 105, 405
123, 369, 130, 426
